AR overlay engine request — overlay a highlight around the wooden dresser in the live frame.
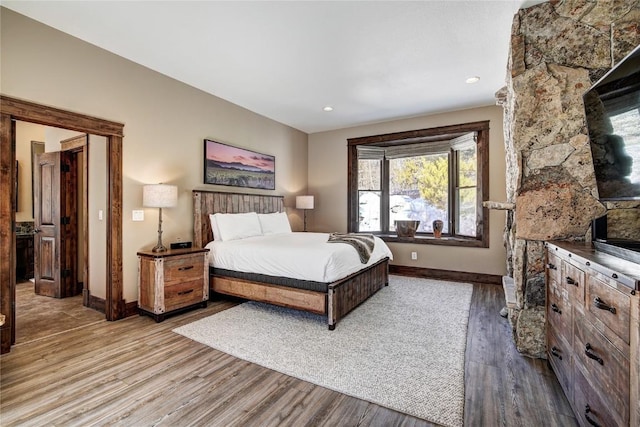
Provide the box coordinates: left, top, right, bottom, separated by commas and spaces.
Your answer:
546, 241, 639, 427
137, 247, 209, 322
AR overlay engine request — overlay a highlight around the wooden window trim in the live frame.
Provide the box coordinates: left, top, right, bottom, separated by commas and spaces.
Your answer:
347, 120, 490, 248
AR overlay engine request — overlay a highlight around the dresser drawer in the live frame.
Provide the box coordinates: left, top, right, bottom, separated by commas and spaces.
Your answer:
546, 251, 561, 286
547, 281, 572, 341
574, 316, 629, 419
547, 328, 572, 401
586, 275, 630, 346
574, 365, 626, 427
562, 261, 585, 305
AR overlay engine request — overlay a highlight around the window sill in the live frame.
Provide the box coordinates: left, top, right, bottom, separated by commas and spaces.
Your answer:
378, 234, 488, 248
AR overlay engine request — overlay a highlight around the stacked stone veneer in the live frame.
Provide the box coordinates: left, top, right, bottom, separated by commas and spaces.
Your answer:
497, 0, 640, 358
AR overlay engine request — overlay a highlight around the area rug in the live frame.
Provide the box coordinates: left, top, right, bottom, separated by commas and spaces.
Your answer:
173, 275, 473, 427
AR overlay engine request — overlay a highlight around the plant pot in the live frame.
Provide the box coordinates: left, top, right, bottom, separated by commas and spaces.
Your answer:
394, 220, 420, 237
433, 220, 443, 238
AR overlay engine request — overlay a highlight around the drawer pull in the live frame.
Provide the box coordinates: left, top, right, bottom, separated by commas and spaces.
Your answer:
547, 263, 557, 270
593, 296, 616, 314
178, 265, 194, 271
178, 289, 194, 296
585, 343, 603, 365
584, 405, 601, 427
565, 276, 577, 286
551, 346, 562, 360
551, 303, 562, 314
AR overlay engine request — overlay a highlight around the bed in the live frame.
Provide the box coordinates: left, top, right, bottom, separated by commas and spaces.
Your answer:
193, 190, 391, 329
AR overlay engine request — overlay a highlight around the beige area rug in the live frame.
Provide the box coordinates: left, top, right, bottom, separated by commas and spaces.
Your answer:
173, 275, 473, 427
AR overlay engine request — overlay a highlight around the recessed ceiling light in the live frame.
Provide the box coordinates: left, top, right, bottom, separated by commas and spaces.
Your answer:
323, 106, 333, 112
465, 76, 480, 84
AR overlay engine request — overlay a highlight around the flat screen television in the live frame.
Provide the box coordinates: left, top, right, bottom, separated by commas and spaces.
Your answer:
583, 43, 640, 263
583, 44, 640, 201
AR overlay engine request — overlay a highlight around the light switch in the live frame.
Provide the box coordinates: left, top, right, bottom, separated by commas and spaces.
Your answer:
132, 210, 144, 221
98, 210, 103, 221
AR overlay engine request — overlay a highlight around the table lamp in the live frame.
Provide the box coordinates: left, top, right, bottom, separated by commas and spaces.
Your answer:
143, 184, 178, 252
296, 195, 314, 232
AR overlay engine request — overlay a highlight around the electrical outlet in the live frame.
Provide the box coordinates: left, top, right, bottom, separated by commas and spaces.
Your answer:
132, 210, 144, 221
176, 237, 182, 242
411, 252, 417, 260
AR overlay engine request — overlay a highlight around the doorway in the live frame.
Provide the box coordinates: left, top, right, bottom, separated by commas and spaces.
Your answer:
1, 95, 125, 354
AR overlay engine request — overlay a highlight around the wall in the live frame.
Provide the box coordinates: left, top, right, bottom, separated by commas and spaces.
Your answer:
15, 122, 44, 223
500, 0, 640, 358
1, 8, 309, 302
308, 105, 508, 277
88, 135, 108, 299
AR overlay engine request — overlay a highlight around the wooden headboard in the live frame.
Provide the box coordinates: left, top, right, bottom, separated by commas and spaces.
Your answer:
193, 190, 285, 248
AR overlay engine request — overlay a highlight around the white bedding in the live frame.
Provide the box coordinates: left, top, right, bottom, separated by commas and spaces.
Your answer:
205, 232, 393, 283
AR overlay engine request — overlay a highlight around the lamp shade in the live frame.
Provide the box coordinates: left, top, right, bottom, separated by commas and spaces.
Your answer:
296, 195, 314, 210
143, 184, 178, 208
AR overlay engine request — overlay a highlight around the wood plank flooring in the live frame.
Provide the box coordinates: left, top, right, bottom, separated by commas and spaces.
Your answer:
0, 281, 577, 426
14, 280, 105, 344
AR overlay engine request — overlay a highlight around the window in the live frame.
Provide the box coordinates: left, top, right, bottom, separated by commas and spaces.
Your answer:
348, 121, 489, 247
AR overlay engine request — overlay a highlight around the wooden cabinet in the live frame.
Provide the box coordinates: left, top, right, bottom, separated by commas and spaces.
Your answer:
137, 248, 209, 322
546, 241, 639, 427
16, 234, 34, 281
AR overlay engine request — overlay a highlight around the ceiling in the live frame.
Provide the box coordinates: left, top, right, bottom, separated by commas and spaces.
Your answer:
2, 1, 544, 134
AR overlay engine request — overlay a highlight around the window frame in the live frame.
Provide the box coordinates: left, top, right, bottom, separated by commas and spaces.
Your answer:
347, 120, 490, 248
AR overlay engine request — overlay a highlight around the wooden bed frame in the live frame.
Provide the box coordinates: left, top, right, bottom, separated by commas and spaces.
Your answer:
193, 190, 389, 329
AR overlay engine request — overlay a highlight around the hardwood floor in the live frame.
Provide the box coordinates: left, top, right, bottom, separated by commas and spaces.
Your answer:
0, 281, 577, 426
14, 280, 105, 344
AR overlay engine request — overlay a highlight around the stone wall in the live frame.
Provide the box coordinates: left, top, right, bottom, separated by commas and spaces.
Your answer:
498, 0, 640, 358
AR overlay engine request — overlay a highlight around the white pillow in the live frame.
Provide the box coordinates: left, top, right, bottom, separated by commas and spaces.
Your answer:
209, 214, 223, 241
214, 212, 263, 241
258, 212, 292, 235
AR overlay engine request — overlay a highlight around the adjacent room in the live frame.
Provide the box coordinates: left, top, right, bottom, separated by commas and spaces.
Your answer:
1, 1, 639, 426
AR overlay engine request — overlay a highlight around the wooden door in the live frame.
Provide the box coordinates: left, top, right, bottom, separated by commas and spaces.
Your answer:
34, 151, 78, 298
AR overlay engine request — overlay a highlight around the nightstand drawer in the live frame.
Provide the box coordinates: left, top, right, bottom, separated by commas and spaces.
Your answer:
165, 280, 204, 312
164, 254, 204, 285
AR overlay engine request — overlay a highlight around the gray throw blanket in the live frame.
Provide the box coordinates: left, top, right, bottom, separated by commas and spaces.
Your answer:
327, 233, 375, 264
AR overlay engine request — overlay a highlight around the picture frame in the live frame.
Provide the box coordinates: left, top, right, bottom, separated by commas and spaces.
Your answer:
203, 139, 275, 190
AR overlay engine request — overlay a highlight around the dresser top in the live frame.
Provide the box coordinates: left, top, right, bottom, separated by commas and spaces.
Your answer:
547, 241, 640, 290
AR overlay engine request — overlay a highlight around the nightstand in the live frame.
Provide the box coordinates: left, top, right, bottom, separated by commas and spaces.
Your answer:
137, 247, 209, 322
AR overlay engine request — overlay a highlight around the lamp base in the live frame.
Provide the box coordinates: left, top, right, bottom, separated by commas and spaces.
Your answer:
152, 208, 167, 252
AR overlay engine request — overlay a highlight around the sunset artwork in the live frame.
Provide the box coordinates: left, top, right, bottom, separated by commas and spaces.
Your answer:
204, 139, 275, 189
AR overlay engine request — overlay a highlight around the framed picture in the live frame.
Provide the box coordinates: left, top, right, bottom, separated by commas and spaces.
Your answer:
203, 139, 275, 190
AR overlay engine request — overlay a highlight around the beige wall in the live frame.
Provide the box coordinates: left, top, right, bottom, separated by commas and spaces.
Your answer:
308, 105, 508, 276
88, 135, 108, 299
15, 122, 45, 223
2, 8, 309, 302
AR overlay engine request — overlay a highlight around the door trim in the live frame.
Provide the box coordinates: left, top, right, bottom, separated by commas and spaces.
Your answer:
61, 135, 90, 305
0, 95, 125, 353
